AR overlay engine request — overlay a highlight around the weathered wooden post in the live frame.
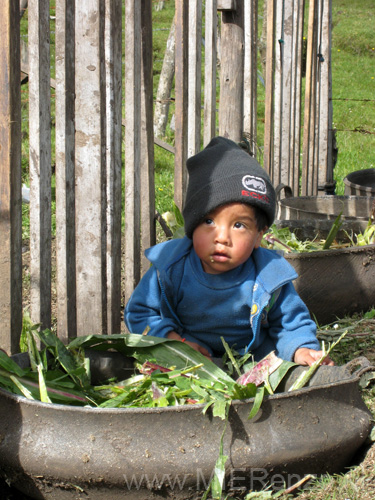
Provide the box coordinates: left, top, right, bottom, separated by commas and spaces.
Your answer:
218, 0, 244, 142
0, 0, 23, 353
243, 0, 258, 155
316, 0, 334, 195
263, 0, 276, 177
29, 0, 52, 331
75, 0, 107, 335
55, 0, 76, 343
289, 0, 305, 195
273, 0, 305, 194
188, 0, 202, 158
302, 0, 318, 195
124, 0, 142, 303
105, 0, 122, 334
140, 0, 156, 276
203, 0, 218, 147
174, 0, 189, 210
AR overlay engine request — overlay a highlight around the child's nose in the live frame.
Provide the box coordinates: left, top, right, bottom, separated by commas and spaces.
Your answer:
214, 225, 230, 244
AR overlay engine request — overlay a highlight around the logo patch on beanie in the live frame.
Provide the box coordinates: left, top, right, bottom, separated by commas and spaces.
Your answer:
242, 175, 267, 194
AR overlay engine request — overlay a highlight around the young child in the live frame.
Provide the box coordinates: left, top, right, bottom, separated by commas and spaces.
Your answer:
125, 136, 333, 367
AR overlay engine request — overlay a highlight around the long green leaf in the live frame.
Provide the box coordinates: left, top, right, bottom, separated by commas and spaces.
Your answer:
69, 333, 235, 386
0, 365, 89, 404
323, 210, 343, 249
221, 336, 242, 377
203, 405, 230, 500
268, 360, 296, 392
248, 386, 265, 420
24, 327, 52, 403
10, 375, 35, 400
289, 331, 347, 391
35, 329, 90, 388
212, 399, 229, 420
37, 364, 52, 403
0, 350, 28, 377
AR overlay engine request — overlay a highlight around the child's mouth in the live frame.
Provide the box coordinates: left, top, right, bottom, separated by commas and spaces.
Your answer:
211, 252, 229, 262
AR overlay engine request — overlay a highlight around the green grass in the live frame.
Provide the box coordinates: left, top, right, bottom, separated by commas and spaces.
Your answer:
331, 0, 375, 194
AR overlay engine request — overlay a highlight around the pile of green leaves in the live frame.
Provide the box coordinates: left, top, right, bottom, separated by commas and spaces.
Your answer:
262, 225, 323, 253
0, 321, 345, 416
262, 217, 375, 253
0, 322, 295, 418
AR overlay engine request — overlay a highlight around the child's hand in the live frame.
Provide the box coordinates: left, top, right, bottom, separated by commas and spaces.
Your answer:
294, 347, 334, 367
167, 331, 212, 359
185, 341, 212, 359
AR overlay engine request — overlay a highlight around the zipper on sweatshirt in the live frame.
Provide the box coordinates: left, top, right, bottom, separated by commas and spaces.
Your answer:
156, 269, 183, 328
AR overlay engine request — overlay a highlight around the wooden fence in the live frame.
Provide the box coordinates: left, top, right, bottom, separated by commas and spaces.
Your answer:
0, 0, 333, 353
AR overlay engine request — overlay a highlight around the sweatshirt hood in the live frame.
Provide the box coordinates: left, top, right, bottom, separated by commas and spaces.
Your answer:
145, 237, 297, 294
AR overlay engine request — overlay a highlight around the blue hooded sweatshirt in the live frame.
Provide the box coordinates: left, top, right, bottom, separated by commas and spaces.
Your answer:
124, 236, 320, 361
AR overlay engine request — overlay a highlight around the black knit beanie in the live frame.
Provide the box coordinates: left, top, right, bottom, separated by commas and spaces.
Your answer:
183, 136, 276, 238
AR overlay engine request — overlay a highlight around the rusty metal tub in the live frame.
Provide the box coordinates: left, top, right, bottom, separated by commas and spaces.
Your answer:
0, 353, 373, 499
286, 245, 375, 325
277, 194, 374, 222
272, 220, 375, 325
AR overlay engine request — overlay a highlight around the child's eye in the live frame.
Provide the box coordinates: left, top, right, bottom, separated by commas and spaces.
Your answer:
204, 218, 214, 225
234, 221, 245, 229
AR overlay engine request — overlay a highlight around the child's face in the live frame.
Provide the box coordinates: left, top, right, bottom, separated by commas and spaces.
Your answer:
192, 203, 266, 274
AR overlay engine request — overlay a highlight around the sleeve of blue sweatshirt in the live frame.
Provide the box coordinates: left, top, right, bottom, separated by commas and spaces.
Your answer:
124, 265, 181, 338
266, 282, 321, 361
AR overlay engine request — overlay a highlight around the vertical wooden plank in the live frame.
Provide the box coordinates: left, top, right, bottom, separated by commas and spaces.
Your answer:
140, 0, 156, 276
274, 0, 295, 190
317, 0, 333, 194
75, 0, 107, 335
174, 0, 189, 210
301, 0, 318, 196
203, 0, 217, 146
124, 0, 142, 302
218, 0, 244, 142
188, 0, 202, 158
105, 0, 122, 333
272, 0, 282, 186
263, 0, 276, 176
281, 0, 293, 189
243, 0, 258, 156
28, 0, 52, 330
290, 0, 305, 195
55, 0, 76, 343
325, 0, 334, 193
0, 0, 22, 353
